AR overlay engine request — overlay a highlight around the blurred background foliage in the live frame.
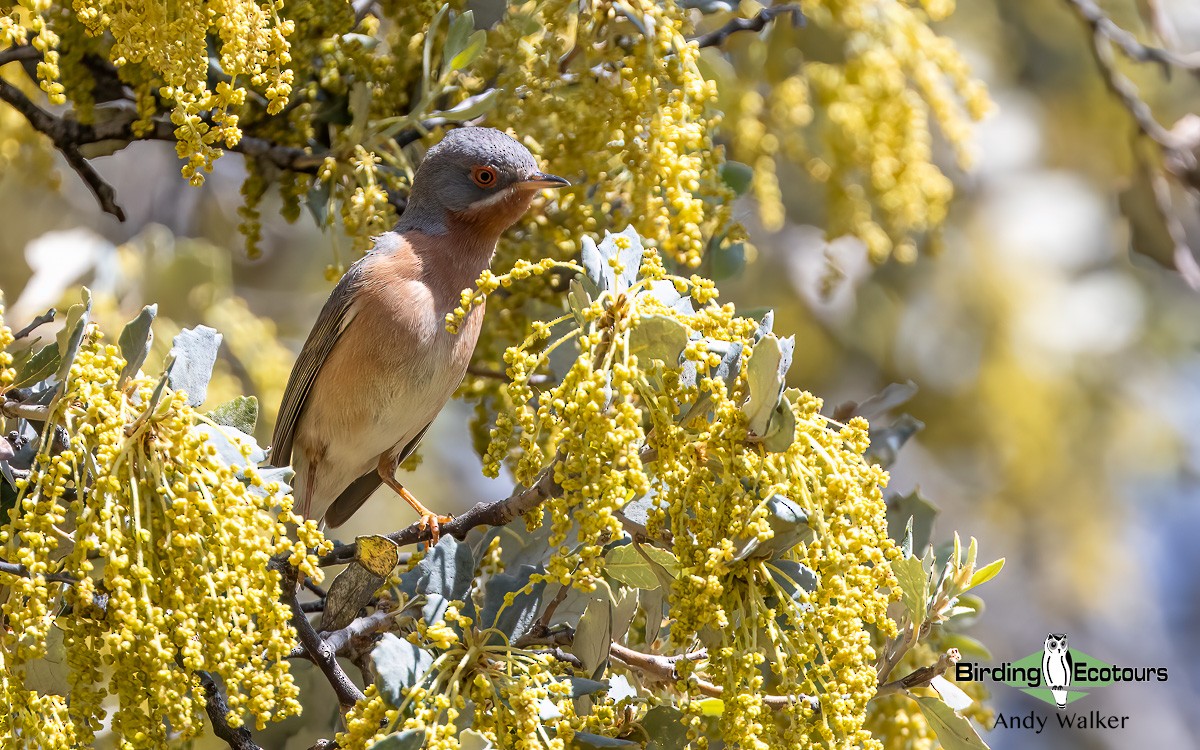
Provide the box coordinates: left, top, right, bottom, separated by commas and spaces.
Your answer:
2, 0, 1200, 747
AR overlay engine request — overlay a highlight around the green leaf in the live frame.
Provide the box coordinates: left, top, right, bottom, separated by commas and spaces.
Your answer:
572, 587, 613, 680
368, 729, 426, 750
743, 333, 794, 437
207, 395, 259, 435
914, 696, 991, 750
637, 544, 681, 577
967, 558, 1005, 591
373, 634, 434, 705
940, 632, 993, 661
449, 29, 486, 70
711, 241, 746, 281
437, 87, 500, 123
443, 11, 475, 69
117, 304, 157, 386
628, 314, 689, 368
643, 705, 688, 750
12, 344, 60, 390
605, 544, 663, 590
761, 396, 796, 452
458, 730, 493, 750
168, 325, 222, 407
719, 161, 754, 196
893, 555, 929, 629
55, 289, 92, 384
307, 178, 332, 228
400, 534, 477, 625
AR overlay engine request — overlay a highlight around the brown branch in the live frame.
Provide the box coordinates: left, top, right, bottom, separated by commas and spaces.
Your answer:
319, 454, 565, 566
277, 561, 367, 708
466, 365, 553, 386
690, 5, 804, 49
0, 77, 126, 219
872, 649, 961, 700
287, 607, 397, 660
0, 559, 80, 585
1064, 0, 1200, 73
608, 643, 814, 710
0, 45, 39, 67
198, 671, 264, 750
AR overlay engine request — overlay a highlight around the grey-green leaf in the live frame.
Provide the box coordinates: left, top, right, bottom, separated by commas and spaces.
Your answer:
719, 161, 754, 196
12, 345, 60, 390
481, 563, 545, 644
168, 326, 222, 407
55, 291, 92, 384
368, 729, 426, 750
373, 634, 434, 705
117, 304, 157, 386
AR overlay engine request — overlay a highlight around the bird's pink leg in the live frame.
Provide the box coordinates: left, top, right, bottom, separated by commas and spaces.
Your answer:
375, 454, 453, 544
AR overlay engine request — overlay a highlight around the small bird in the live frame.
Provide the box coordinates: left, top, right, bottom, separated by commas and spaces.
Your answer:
270, 127, 568, 539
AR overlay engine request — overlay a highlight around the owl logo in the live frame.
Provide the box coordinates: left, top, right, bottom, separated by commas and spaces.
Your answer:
1042, 633, 1073, 708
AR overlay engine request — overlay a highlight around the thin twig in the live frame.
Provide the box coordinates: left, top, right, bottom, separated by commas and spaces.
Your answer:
609, 642, 815, 710
1064, 0, 1200, 73
319, 454, 566, 566
690, 5, 803, 49
1, 400, 50, 421
0, 78, 126, 219
198, 671, 265, 750
466, 365, 553, 386
0, 559, 79, 585
872, 649, 961, 700
12, 309, 55, 341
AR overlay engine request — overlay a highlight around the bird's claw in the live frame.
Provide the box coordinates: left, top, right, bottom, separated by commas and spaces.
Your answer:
418, 513, 454, 545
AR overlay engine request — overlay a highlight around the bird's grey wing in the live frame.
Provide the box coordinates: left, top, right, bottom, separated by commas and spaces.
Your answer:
269, 257, 372, 468
323, 422, 432, 528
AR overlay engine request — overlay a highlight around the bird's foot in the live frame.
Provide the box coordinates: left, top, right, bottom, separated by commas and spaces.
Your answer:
417, 512, 455, 545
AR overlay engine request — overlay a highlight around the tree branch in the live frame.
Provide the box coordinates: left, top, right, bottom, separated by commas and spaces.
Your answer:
277, 561, 367, 708
0, 559, 80, 585
691, 5, 804, 49
11, 309, 56, 341
0, 77, 126, 219
608, 642, 816, 711
872, 649, 961, 700
319, 455, 564, 566
198, 671, 265, 750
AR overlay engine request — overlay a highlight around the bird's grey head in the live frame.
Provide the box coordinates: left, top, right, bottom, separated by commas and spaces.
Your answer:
398, 127, 568, 236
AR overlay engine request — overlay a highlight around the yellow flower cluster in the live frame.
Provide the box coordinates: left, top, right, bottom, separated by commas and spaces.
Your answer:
0, 320, 327, 748
709, 0, 991, 261
338, 600, 587, 750
485, 0, 732, 269
456, 231, 899, 747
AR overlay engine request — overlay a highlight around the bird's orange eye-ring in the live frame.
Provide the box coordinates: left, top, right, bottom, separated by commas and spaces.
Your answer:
471, 165, 498, 188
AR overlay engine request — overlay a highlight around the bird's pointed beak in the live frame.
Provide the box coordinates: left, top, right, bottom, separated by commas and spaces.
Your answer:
517, 171, 571, 190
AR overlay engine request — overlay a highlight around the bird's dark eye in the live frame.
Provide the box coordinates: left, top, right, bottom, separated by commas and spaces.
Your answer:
471, 165, 498, 188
